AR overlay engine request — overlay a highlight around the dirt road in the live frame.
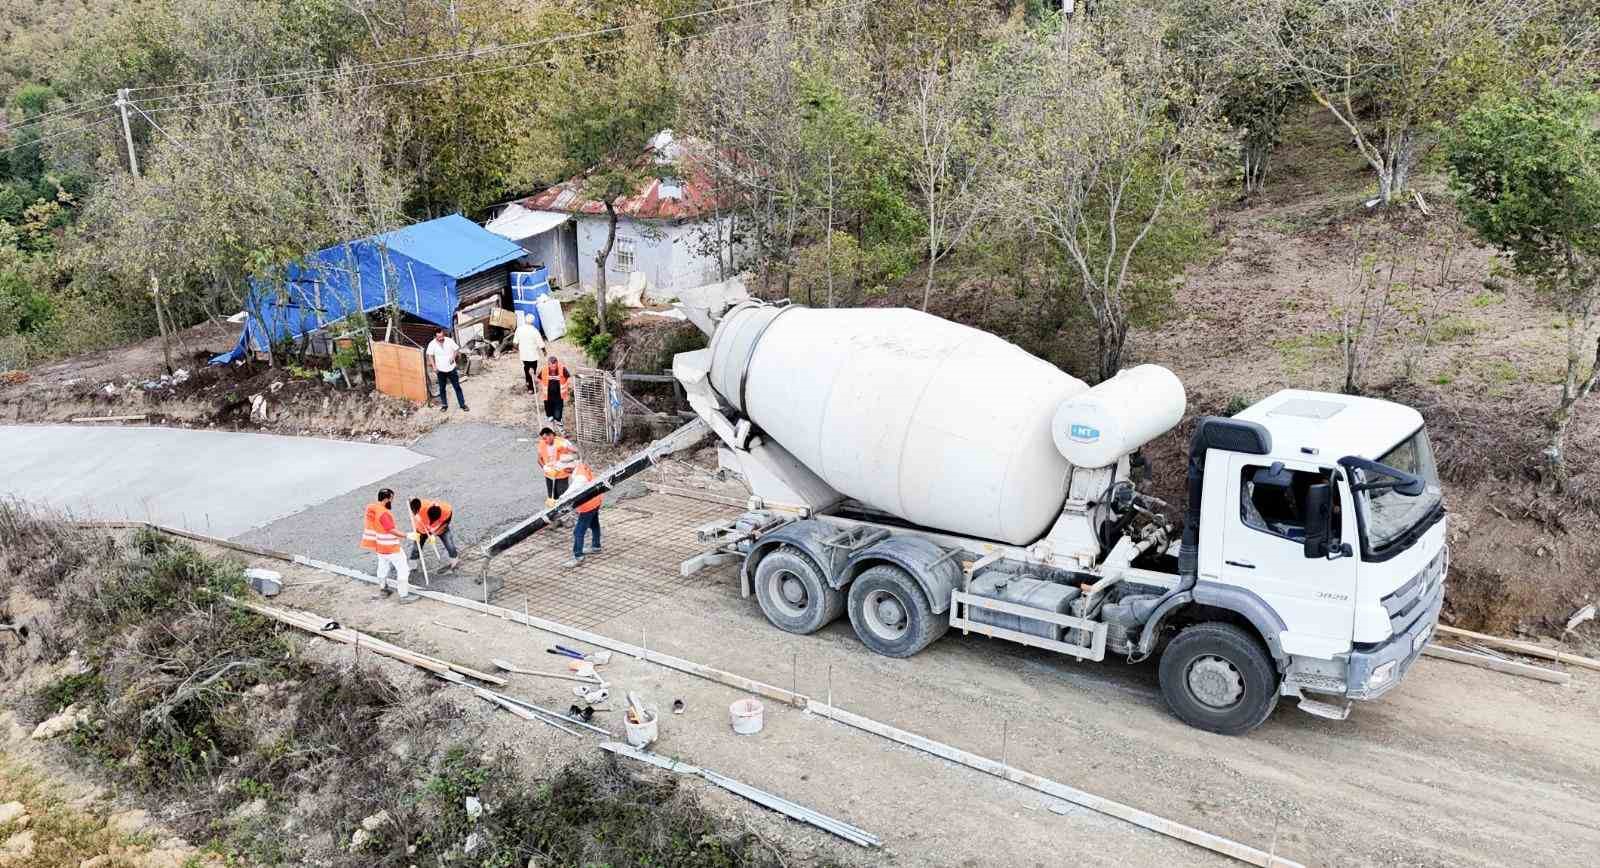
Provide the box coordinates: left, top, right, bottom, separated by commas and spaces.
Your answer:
241, 496, 1599, 868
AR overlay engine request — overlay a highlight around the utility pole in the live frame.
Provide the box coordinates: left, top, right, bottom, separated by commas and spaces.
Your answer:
115, 88, 173, 373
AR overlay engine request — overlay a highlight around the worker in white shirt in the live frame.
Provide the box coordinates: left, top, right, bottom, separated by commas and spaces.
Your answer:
426, 328, 469, 412
514, 313, 546, 394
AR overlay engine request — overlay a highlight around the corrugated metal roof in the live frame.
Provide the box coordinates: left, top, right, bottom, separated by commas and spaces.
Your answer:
373, 213, 526, 279
520, 131, 725, 222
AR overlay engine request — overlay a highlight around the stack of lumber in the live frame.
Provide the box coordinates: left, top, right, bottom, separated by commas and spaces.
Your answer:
226, 596, 506, 687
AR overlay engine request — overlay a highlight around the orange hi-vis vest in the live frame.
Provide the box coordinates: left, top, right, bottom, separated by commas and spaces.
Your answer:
361, 502, 401, 554
572, 463, 603, 513
537, 361, 571, 398
413, 499, 453, 534
538, 436, 576, 479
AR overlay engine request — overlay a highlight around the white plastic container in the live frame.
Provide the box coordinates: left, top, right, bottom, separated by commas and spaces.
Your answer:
729, 698, 764, 734
1051, 365, 1186, 468
707, 304, 1089, 544
535, 294, 567, 342
624, 707, 658, 747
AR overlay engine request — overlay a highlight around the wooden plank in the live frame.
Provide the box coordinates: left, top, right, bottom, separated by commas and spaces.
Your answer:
1435, 625, 1600, 672
70, 414, 148, 423
1422, 644, 1571, 684
805, 702, 1304, 868
370, 339, 429, 403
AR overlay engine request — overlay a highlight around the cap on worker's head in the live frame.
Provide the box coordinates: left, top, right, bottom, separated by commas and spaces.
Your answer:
539, 426, 554, 436
548, 354, 558, 362
408, 497, 422, 513
427, 505, 442, 521
523, 313, 534, 325
378, 487, 394, 502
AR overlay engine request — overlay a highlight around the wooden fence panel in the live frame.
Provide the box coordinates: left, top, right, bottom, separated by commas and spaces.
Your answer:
371, 340, 429, 403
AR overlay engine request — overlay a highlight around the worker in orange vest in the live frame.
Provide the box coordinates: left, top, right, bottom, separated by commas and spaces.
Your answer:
536, 353, 572, 426
563, 460, 604, 567
360, 487, 415, 603
537, 426, 578, 502
407, 497, 460, 570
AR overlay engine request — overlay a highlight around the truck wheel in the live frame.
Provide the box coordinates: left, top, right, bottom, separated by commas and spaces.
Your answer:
752, 547, 845, 634
1157, 622, 1280, 736
847, 565, 948, 658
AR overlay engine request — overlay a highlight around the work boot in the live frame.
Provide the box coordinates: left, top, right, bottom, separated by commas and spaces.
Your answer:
447, 557, 461, 570
396, 594, 420, 605
562, 557, 584, 568
590, 545, 603, 554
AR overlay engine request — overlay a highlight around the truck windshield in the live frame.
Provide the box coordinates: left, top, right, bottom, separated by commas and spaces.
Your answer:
1357, 429, 1444, 550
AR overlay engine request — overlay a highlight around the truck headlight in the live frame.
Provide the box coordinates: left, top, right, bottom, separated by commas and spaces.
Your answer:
1367, 661, 1398, 688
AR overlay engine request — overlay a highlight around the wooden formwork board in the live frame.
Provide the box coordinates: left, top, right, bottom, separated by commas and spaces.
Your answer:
371, 339, 428, 403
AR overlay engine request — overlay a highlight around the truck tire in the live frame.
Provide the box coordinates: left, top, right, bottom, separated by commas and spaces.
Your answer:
847, 564, 948, 658
752, 546, 845, 635
1157, 622, 1280, 735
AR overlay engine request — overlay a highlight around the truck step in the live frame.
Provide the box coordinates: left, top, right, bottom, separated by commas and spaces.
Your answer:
1296, 696, 1352, 721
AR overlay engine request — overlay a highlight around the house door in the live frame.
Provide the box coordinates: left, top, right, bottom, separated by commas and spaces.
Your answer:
559, 222, 580, 288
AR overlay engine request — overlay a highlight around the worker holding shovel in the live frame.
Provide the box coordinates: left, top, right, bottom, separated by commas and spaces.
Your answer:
407, 497, 460, 570
563, 460, 604, 568
359, 488, 416, 604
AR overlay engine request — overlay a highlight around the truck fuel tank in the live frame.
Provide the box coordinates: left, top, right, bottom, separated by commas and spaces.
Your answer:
967, 573, 1081, 641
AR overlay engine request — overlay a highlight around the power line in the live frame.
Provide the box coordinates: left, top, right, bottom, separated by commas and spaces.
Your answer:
2, 96, 118, 133
130, 0, 872, 117
129, 0, 785, 106
0, 117, 114, 155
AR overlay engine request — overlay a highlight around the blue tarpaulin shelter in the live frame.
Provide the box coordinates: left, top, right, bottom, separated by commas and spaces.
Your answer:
213, 214, 525, 364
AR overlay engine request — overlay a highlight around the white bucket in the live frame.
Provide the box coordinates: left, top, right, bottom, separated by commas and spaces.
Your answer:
729, 698, 764, 735
624, 708, 658, 748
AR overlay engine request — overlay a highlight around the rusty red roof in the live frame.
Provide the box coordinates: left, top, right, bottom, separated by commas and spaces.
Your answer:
520, 130, 725, 222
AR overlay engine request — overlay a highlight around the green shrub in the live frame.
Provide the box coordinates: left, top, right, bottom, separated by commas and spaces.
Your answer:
566, 295, 627, 364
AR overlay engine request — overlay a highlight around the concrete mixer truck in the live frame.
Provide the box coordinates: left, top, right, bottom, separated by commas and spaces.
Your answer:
491, 300, 1446, 735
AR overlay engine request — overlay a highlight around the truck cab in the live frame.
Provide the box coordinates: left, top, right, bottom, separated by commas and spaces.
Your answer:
1184, 390, 1446, 723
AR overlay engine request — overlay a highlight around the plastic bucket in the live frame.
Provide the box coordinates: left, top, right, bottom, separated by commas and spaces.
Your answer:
729, 698, 764, 735
624, 708, 658, 748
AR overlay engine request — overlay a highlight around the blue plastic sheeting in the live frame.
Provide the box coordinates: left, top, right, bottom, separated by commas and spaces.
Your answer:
210, 329, 248, 366
510, 269, 552, 328
239, 214, 524, 351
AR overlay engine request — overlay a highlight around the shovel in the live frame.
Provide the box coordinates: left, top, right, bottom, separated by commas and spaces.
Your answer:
492, 658, 603, 684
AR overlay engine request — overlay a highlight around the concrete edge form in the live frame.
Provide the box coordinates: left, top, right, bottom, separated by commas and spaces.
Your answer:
100, 521, 1303, 867
1420, 644, 1571, 683
802, 702, 1305, 868
601, 741, 882, 848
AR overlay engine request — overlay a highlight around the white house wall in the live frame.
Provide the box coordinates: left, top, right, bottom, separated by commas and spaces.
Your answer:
573, 215, 734, 298
515, 226, 577, 288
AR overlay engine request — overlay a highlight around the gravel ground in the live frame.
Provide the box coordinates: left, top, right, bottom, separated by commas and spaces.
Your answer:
236, 421, 545, 569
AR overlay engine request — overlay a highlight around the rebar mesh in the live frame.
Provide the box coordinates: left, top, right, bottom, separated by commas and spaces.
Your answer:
460, 492, 735, 628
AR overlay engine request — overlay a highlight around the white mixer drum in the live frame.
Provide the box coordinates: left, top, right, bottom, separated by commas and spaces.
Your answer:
708, 304, 1089, 544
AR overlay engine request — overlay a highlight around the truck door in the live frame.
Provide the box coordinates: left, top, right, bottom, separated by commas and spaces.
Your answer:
1218, 455, 1357, 659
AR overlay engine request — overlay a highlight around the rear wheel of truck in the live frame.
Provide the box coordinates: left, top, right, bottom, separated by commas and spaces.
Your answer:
847, 565, 947, 658
1158, 622, 1279, 735
752, 547, 845, 634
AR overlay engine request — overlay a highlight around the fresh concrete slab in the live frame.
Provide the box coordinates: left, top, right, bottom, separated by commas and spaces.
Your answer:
0, 424, 429, 538
237, 422, 539, 572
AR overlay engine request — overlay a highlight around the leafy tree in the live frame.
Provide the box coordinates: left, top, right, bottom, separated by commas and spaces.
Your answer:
997, 10, 1224, 382
1447, 87, 1600, 489
532, 4, 677, 333
1248, 0, 1546, 205
77, 85, 409, 369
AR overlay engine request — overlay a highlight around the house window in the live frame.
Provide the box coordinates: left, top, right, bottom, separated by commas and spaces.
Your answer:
613, 238, 636, 273
1239, 464, 1340, 543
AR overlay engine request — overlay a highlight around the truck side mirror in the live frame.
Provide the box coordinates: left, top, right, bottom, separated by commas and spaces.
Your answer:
1303, 483, 1333, 559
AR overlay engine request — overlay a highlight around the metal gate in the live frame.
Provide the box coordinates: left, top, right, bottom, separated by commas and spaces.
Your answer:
572, 367, 622, 446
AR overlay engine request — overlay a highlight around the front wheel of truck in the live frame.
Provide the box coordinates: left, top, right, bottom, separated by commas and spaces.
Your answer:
1158, 622, 1280, 735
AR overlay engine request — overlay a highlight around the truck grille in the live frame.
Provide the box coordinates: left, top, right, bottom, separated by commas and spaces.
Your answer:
1382, 548, 1446, 636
